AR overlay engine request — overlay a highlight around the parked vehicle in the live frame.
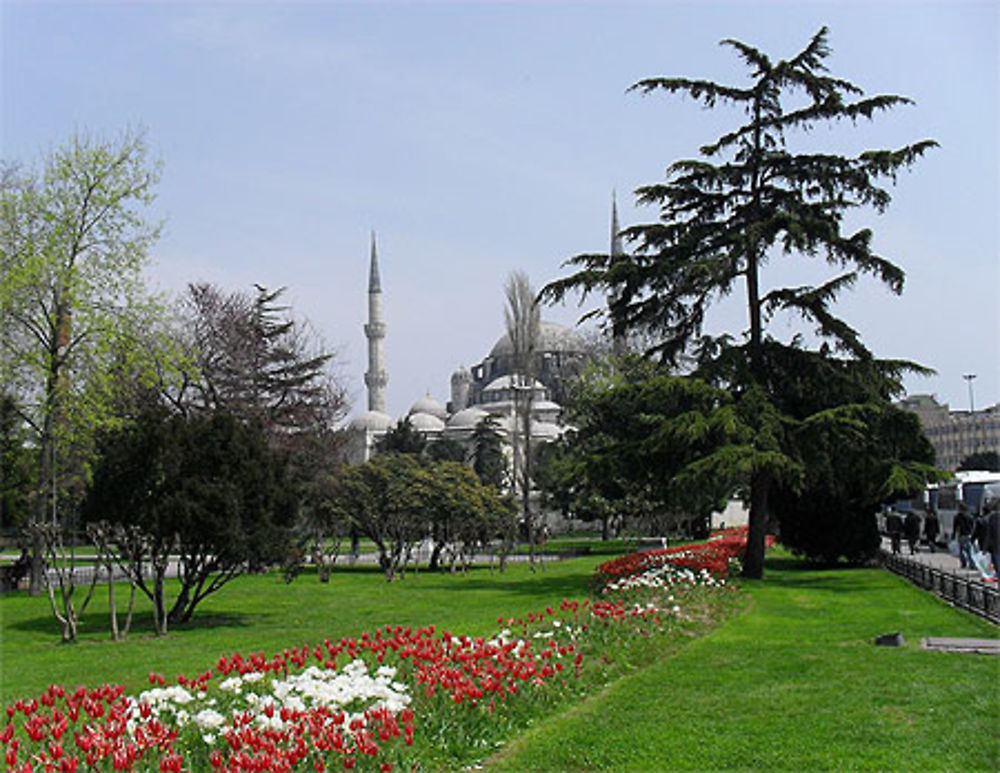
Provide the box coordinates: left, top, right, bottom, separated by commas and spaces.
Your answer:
878, 470, 1000, 541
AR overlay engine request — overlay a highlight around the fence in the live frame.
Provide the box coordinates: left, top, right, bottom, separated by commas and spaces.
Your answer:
882, 552, 999, 625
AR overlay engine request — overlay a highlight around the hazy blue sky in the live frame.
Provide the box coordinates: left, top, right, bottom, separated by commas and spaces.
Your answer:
3, 1, 997, 419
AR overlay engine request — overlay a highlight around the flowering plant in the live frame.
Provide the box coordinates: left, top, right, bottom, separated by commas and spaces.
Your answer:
1, 585, 722, 772
593, 527, 774, 592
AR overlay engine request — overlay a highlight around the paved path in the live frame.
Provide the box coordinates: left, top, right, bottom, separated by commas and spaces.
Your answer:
880, 536, 995, 581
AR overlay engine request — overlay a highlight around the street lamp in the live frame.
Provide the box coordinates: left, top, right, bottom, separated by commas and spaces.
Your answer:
963, 373, 976, 413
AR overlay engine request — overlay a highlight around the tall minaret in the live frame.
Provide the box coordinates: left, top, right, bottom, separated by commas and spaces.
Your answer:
364, 231, 388, 413
608, 192, 628, 357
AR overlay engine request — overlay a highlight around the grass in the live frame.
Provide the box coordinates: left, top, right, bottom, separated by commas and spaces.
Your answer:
0, 556, 612, 704
487, 554, 1000, 772
3, 551, 998, 771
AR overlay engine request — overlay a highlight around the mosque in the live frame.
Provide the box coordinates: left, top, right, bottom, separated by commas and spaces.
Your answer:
346, 233, 591, 464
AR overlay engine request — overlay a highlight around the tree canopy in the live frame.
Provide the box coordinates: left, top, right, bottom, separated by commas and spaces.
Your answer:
83, 408, 296, 631
1, 129, 167, 592
542, 27, 938, 575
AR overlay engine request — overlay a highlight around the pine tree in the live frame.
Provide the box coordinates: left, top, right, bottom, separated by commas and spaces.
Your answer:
543, 27, 937, 577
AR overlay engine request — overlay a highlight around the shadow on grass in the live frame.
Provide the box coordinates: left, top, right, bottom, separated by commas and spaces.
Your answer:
6, 607, 260, 637
756, 555, 898, 594
407, 570, 593, 600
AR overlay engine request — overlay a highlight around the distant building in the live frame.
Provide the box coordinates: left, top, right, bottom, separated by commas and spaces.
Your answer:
897, 394, 1000, 471
346, 233, 588, 470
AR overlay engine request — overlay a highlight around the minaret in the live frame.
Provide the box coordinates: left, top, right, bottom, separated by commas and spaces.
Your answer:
609, 192, 627, 357
364, 232, 388, 413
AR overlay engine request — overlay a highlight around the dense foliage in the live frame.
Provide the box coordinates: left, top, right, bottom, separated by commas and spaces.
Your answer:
543, 28, 938, 574
83, 409, 296, 631
328, 453, 516, 581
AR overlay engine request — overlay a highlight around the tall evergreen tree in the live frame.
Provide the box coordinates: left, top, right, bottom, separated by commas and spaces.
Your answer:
543, 28, 936, 577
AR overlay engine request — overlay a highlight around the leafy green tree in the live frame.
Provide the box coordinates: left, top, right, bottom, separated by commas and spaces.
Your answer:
564, 373, 754, 538
375, 416, 427, 456
330, 453, 433, 582
1, 129, 166, 593
0, 393, 32, 531
83, 408, 295, 632
425, 437, 468, 464
286, 471, 352, 583
959, 451, 1000, 473
543, 28, 936, 577
774, 403, 937, 563
426, 459, 514, 572
471, 415, 507, 490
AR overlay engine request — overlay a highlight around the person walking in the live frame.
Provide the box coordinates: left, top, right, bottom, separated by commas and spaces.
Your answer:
904, 509, 921, 555
923, 507, 940, 553
886, 509, 903, 555
985, 502, 1000, 581
954, 503, 975, 570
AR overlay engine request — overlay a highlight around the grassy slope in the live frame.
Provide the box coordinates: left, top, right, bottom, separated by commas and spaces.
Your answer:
489, 556, 1000, 772
0, 556, 608, 704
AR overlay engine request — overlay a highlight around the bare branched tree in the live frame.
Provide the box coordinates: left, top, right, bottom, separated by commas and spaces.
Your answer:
503, 271, 540, 566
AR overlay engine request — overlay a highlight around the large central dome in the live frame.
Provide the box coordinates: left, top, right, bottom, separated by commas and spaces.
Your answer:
489, 320, 585, 359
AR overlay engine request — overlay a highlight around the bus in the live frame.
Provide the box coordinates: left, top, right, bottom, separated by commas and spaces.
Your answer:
933, 470, 1000, 540
880, 470, 1000, 541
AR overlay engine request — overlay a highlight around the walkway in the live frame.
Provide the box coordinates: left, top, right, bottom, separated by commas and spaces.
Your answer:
880, 537, 999, 624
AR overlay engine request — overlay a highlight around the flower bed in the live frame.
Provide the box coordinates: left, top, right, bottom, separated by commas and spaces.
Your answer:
1, 583, 734, 772
594, 527, 776, 593
1, 531, 751, 771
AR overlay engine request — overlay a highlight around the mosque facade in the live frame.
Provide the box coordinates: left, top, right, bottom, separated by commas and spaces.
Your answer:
347, 234, 590, 467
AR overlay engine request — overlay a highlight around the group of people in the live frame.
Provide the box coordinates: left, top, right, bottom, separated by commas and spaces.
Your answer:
952, 502, 1000, 579
886, 502, 1000, 581
885, 508, 935, 556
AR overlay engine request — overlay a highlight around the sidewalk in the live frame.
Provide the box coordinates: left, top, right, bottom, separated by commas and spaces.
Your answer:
880, 536, 999, 624
880, 536, 995, 581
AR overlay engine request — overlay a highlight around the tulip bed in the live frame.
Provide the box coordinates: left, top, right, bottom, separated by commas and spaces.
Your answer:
2, 535, 746, 772
594, 526, 773, 593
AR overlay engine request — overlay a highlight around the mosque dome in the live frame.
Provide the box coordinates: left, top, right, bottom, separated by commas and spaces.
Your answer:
409, 394, 448, 421
446, 406, 489, 430
489, 320, 586, 359
349, 410, 394, 432
496, 415, 517, 434
408, 411, 446, 432
483, 375, 547, 392
531, 421, 563, 440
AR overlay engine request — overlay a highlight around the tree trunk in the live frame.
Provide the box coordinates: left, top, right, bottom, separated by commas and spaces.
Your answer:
108, 571, 119, 641
742, 470, 770, 579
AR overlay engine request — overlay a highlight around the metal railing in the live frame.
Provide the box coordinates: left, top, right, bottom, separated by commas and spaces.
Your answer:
882, 552, 999, 625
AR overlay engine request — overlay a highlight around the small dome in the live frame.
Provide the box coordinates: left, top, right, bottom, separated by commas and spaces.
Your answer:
349, 410, 394, 432
483, 375, 546, 392
446, 406, 489, 430
496, 415, 517, 434
409, 394, 447, 420
489, 320, 586, 359
531, 421, 563, 440
408, 411, 446, 432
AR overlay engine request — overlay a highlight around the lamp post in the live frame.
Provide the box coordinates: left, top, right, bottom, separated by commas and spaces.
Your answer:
963, 373, 976, 414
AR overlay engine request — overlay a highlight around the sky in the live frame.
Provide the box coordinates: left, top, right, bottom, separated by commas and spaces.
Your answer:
2, 0, 997, 420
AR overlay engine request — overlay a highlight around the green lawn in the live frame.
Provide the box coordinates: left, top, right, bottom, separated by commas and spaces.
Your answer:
3, 554, 998, 772
488, 556, 1000, 772
0, 556, 611, 704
